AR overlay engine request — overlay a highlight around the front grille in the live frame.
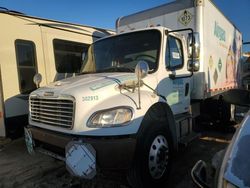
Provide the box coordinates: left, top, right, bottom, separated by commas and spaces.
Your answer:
30, 96, 74, 129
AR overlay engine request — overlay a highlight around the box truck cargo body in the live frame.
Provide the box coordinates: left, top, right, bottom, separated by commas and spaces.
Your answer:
0, 9, 113, 138
117, 0, 242, 99
25, 1, 243, 188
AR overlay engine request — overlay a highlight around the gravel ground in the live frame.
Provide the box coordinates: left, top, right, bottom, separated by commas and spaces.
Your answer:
0, 126, 234, 188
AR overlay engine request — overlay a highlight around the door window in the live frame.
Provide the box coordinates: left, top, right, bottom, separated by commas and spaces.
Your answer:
165, 36, 184, 70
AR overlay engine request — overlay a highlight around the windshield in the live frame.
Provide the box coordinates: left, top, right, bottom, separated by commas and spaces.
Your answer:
81, 30, 161, 73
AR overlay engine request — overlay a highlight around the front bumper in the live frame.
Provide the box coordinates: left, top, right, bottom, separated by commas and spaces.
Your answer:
26, 126, 136, 170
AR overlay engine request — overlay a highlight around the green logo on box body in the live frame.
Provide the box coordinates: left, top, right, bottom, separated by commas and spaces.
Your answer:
214, 22, 226, 42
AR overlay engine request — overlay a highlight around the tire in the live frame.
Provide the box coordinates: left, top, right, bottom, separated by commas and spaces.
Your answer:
127, 116, 173, 188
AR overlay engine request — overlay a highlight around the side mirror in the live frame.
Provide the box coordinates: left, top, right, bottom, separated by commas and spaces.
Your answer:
33, 73, 42, 88
187, 32, 200, 59
191, 160, 210, 188
135, 60, 149, 80
188, 60, 200, 72
135, 61, 149, 110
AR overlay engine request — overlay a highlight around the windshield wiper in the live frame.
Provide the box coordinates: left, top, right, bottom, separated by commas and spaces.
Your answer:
78, 67, 134, 75
99, 66, 134, 73
78, 72, 96, 75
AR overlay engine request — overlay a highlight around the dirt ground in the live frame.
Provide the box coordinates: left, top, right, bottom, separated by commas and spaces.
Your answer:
0, 125, 234, 188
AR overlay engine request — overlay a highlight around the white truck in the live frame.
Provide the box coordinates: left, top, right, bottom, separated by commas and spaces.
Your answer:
0, 8, 113, 138
25, 0, 242, 187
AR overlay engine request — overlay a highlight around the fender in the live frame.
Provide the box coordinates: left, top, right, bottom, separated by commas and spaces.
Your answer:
137, 102, 178, 151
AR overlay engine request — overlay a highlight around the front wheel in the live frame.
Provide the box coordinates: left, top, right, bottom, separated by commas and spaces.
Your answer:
148, 135, 169, 179
127, 122, 173, 188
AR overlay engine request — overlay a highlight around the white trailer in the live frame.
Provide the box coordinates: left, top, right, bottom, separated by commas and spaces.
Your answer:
0, 8, 114, 138
117, 0, 242, 99
25, 0, 242, 188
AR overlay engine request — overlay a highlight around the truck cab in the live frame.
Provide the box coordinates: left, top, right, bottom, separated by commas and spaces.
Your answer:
25, 1, 243, 187
26, 26, 197, 188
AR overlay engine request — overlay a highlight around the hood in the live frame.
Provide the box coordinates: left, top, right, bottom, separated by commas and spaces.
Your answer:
32, 72, 137, 96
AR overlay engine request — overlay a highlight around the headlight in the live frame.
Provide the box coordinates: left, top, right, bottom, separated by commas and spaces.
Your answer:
87, 107, 133, 128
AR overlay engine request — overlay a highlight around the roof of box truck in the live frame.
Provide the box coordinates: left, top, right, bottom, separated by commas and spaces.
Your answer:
117, 0, 193, 27
116, 0, 240, 33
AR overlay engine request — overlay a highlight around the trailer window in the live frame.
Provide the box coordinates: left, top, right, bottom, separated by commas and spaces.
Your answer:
15, 40, 37, 94
165, 36, 184, 70
53, 39, 88, 80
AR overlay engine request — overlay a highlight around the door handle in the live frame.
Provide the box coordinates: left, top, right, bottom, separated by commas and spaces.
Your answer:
185, 83, 189, 96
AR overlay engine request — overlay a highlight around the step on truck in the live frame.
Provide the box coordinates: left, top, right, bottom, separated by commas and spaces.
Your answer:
25, 0, 243, 187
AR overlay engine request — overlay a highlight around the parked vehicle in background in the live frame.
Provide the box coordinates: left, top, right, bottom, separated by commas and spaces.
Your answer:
239, 52, 250, 90
234, 43, 250, 122
192, 109, 250, 188
0, 8, 114, 138
25, 0, 244, 187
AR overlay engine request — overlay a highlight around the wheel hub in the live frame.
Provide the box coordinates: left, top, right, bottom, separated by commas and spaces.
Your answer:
148, 135, 169, 179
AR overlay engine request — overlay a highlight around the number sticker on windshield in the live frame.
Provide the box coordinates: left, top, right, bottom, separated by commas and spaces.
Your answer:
172, 52, 180, 59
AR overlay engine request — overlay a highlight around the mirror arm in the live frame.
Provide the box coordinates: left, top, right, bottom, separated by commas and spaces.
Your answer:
137, 73, 141, 110
169, 72, 193, 80
135, 61, 149, 110
142, 81, 167, 101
